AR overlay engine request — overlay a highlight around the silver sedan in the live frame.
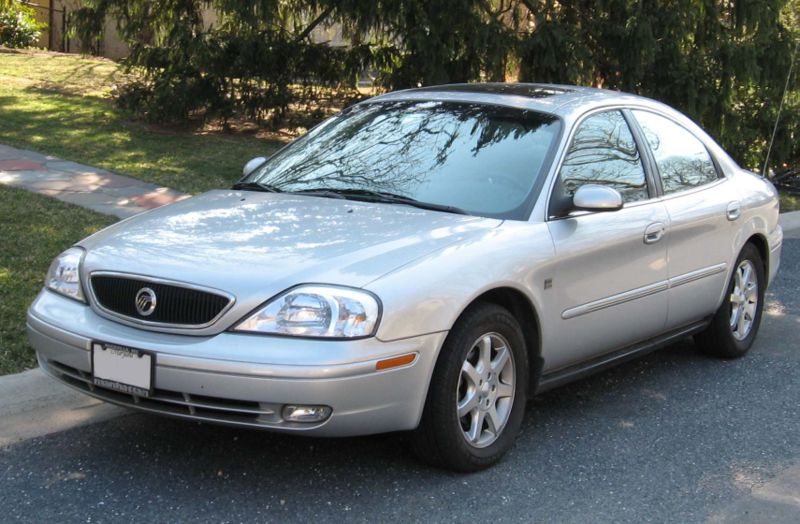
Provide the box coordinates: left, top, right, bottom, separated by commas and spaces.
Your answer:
28, 84, 782, 471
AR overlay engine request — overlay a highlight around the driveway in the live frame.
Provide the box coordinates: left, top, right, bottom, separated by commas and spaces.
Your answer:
2, 236, 798, 523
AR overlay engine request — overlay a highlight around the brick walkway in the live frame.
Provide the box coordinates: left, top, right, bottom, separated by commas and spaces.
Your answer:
0, 144, 188, 218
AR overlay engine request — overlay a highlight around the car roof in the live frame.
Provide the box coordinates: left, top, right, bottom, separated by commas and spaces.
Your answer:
366, 82, 741, 178
367, 82, 665, 119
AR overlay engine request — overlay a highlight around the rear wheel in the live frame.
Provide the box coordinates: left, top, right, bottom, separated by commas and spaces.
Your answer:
409, 303, 529, 472
696, 243, 765, 358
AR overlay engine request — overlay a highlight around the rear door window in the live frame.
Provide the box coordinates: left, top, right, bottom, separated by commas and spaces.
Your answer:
631, 110, 719, 194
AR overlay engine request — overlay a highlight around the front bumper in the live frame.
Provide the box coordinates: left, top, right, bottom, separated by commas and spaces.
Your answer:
27, 289, 446, 437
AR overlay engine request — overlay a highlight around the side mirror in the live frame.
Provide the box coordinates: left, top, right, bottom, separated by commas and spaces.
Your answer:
572, 185, 623, 212
243, 157, 267, 177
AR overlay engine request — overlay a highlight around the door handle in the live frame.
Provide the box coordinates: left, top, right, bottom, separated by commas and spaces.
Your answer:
644, 222, 665, 244
726, 201, 741, 221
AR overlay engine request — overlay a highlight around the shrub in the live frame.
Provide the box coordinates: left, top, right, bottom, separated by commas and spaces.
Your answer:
0, 2, 46, 49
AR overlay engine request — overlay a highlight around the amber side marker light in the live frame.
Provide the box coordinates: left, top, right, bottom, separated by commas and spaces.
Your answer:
376, 353, 417, 370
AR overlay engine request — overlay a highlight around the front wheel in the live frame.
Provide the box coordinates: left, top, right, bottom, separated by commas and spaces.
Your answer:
696, 243, 765, 358
409, 303, 529, 472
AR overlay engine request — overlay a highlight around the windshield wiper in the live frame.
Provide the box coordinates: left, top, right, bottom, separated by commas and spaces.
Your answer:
312, 188, 468, 215
289, 188, 347, 199
283, 187, 467, 214
231, 181, 282, 193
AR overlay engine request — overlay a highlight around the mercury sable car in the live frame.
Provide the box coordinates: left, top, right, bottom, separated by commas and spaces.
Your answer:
28, 83, 782, 471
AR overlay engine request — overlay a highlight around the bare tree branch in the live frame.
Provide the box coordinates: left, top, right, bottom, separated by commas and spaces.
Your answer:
293, 6, 334, 43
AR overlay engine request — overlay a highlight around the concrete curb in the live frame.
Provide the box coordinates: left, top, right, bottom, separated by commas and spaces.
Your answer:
780, 210, 800, 237
0, 368, 127, 447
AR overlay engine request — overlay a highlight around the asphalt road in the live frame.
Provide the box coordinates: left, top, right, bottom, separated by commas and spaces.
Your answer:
2, 239, 799, 523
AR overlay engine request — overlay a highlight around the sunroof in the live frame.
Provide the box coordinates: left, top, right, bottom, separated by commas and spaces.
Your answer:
415, 83, 573, 99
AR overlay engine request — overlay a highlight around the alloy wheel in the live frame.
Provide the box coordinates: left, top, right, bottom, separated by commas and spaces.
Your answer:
729, 259, 758, 341
457, 332, 515, 448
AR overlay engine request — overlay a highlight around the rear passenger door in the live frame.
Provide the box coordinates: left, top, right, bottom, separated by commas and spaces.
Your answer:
630, 110, 740, 329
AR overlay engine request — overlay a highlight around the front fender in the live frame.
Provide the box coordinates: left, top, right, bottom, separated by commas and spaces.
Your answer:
365, 221, 555, 343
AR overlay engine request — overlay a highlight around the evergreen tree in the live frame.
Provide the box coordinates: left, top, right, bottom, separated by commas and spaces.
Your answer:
72, 0, 799, 169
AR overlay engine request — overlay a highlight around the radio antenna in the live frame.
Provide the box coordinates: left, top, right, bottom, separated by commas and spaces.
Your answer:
762, 38, 799, 177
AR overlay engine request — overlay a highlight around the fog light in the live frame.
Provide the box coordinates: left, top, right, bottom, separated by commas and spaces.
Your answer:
282, 404, 332, 423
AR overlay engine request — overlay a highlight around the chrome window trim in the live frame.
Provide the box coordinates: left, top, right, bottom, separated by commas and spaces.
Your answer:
655, 176, 728, 202
87, 270, 236, 330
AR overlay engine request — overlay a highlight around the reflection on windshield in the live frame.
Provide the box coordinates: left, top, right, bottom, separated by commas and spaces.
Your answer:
248, 101, 561, 219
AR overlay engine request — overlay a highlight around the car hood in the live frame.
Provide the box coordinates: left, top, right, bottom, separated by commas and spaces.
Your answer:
79, 190, 501, 329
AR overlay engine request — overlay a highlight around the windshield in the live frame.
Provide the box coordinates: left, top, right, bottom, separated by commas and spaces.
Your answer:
246, 100, 562, 219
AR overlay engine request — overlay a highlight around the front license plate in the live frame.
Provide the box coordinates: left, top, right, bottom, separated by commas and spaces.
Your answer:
92, 342, 154, 397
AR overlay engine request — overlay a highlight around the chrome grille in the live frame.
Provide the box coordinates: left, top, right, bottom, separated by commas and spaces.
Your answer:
90, 274, 232, 327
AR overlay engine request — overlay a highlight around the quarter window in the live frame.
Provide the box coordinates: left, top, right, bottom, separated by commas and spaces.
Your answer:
632, 110, 718, 194
559, 110, 648, 203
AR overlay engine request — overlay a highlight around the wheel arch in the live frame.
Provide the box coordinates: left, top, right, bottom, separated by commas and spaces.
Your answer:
716, 211, 773, 310
469, 287, 543, 398
745, 233, 769, 275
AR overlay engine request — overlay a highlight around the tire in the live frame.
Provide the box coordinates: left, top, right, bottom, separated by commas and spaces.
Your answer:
409, 302, 529, 472
695, 243, 765, 358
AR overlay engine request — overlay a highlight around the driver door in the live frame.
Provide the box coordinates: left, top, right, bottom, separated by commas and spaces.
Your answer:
543, 109, 669, 371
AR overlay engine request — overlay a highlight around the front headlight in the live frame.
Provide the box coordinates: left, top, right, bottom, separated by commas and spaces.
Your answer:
234, 285, 380, 338
45, 247, 86, 302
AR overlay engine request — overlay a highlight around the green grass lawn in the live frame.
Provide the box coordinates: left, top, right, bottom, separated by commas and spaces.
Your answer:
0, 49, 284, 194
0, 49, 285, 374
0, 185, 117, 375
0, 49, 132, 97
